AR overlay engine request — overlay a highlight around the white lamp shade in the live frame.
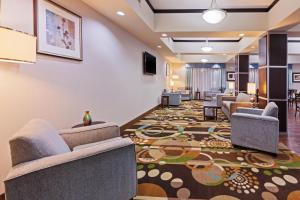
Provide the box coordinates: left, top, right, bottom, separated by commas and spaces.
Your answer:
202, 9, 227, 24
0, 27, 36, 64
247, 83, 256, 95
170, 80, 175, 87
172, 74, 179, 80
228, 82, 235, 90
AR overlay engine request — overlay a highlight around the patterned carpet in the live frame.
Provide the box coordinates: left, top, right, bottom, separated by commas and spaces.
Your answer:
122, 101, 300, 200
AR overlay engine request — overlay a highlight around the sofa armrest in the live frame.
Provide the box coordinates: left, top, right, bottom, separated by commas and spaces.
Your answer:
59, 122, 120, 149
237, 108, 264, 115
230, 102, 253, 115
222, 96, 236, 101
5, 138, 136, 200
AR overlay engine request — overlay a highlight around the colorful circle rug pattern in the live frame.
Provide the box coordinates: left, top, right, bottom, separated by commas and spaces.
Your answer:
122, 101, 300, 199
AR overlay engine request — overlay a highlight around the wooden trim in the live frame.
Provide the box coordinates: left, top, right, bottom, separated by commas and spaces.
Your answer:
172, 38, 242, 43
0, 193, 5, 200
145, 0, 279, 14
120, 104, 160, 132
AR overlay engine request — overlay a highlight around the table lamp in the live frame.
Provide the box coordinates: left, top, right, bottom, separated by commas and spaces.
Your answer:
228, 82, 235, 95
247, 83, 256, 102
170, 80, 175, 92
0, 27, 36, 64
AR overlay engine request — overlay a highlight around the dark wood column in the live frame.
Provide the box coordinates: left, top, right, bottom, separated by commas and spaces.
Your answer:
235, 54, 249, 94
258, 33, 288, 133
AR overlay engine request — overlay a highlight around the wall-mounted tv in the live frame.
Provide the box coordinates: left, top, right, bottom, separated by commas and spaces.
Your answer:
143, 52, 156, 75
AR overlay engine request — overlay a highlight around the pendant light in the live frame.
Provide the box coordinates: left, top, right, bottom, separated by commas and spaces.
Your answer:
202, 0, 227, 24
201, 39, 213, 52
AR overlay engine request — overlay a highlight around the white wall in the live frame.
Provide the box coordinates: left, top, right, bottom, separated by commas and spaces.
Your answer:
0, 0, 166, 193
292, 64, 300, 90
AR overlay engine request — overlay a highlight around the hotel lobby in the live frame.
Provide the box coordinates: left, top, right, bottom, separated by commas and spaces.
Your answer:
0, 0, 300, 200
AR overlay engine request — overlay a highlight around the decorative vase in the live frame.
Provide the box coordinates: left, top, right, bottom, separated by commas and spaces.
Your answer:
83, 111, 92, 126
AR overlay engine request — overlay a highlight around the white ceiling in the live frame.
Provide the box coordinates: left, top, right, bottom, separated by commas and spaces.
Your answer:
149, 0, 275, 9
81, 0, 300, 63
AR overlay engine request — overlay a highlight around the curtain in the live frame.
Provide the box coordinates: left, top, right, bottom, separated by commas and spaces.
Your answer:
288, 64, 293, 89
249, 68, 259, 88
186, 64, 224, 97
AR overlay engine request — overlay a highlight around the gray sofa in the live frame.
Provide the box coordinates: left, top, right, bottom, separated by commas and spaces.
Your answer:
162, 92, 182, 106
221, 93, 253, 120
4, 119, 137, 200
231, 102, 279, 154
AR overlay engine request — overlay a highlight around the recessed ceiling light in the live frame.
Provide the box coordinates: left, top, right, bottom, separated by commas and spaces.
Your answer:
157, 45, 162, 48
116, 11, 125, 16
162, 33, 168, 37
251, 46, 256, 49
201, 58, 208, 63
239, 33, 245, 37
202, 0, 227, 24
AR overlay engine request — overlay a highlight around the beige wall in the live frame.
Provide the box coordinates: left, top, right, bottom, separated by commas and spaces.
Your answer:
0, 0, 166, 193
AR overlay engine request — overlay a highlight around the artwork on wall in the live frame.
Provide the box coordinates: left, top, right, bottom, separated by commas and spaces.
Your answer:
293, 73, 300, 82
227, 72, 235, 81
34, 0, 83, 60
166, 63, 170, 77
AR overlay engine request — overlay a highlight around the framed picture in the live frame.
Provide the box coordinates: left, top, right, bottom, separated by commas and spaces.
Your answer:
166, 63, 170, 77
227, 72, 235, 81
293, 73, 300, 82
34, 0, 83, 60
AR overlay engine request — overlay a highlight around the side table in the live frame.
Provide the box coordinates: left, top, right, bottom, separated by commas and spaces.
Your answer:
72, 121, 105, 128
161, 95, 170, 108
195, 91, 201, 100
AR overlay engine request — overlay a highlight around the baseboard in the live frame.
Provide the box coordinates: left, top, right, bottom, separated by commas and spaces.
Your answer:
120, 104, 160, 133
0, 193, 5, 200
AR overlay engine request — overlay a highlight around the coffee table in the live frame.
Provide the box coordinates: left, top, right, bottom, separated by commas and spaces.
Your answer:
203, 101, 221, 121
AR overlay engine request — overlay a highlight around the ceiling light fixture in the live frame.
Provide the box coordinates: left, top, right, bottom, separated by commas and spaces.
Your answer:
116, 11, 125, 16
162, 33, 168, 37
202, 0, 227, 24
157, 45, 162, 48
201, 39, 213, 52
201, 58, 208, 63
239, 33, 245, 37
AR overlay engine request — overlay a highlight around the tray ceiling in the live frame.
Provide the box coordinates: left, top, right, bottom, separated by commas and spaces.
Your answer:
147, 0, 278, 12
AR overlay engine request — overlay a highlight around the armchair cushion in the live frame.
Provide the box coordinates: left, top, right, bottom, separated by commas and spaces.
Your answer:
9, 119, 71, 167
236, 93, 251, 102
262, 102, 278, 118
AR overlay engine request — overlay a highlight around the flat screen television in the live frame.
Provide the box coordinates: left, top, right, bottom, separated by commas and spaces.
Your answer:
143, 52, 156, 75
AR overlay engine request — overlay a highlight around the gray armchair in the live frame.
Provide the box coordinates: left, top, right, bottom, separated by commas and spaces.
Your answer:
231, 102, 279, 154
162, 92, 182, 106
5, 119, 137, 200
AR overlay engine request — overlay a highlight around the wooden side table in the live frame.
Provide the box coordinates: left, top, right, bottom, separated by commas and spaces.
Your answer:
195, 91, 201, 100
161, 95, 169, 108
72, 121, 105, 128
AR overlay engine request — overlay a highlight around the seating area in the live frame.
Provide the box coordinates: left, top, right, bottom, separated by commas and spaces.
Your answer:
1, 0, 300, 200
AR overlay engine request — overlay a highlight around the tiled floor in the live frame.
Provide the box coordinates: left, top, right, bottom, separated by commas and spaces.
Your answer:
280, 104, 300, 155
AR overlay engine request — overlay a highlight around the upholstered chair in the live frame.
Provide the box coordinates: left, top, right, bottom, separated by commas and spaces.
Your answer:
5, 119, 137, 200
221, 93, 253, 119
231, 102, 279, 154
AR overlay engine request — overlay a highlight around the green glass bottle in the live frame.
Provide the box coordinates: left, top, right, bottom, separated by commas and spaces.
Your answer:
83, 111, 92, 126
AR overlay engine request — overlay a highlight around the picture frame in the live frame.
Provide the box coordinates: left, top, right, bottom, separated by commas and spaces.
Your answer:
166, 63, 170, 77
227, 72, 235, 81
292, 73, 300, 82
34, 0, 83, 60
